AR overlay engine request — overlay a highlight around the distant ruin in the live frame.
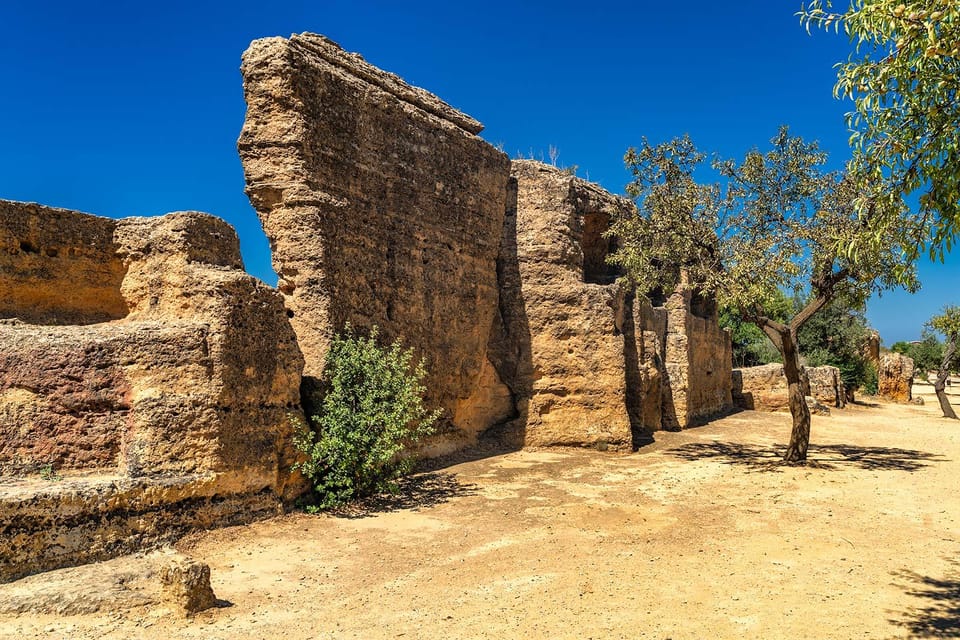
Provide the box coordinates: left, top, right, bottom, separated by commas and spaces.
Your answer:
1, 33, 736, 580
877, 352, 915, 403
732, 363, 846, 412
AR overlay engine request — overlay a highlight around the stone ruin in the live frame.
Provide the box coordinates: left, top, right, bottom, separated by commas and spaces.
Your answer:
0, 33, 735, 580
238, 34, 733, 454
732, 363, 846, 412
493, 161, 732, 449
876, 352, 915, 403
0, 201, 303, 581
238, 33, 513, 454
733, 351, 917, 411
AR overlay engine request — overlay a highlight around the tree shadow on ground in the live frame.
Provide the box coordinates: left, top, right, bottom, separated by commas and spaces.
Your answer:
328, 472, 478, 519
665, 441, 947, 472
890, 559, 960, 637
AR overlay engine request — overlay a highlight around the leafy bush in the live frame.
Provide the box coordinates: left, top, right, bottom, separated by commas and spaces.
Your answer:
797, 294, 874, 391
720, 293, 792, 368
293, 325, 440, 510
861, 360, 878, 396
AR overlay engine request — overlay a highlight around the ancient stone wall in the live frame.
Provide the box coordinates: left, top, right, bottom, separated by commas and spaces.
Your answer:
492, 162, 732, 447
0, 200, 304, 581
806, 365, 846, 408
238, 34, 513, 453
732, 364, 845, 411
648, 288, 733, 429
490, 161, 643, 448
0, 202, 128, 325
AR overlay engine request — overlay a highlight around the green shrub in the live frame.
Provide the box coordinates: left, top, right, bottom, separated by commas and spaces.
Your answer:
293, 325, 440, 510
797, 294, 875, 391
861, 360, 878, 396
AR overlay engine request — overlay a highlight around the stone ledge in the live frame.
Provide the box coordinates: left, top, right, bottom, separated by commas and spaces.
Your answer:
0, 472, 281, 583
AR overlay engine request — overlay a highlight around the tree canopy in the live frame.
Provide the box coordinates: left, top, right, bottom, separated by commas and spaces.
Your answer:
610, 127, 915, 324
609, 127, 916, 461
799, 0, 960, 259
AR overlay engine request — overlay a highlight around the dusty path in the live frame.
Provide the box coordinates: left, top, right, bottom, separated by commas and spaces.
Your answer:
2, 390, 959, 639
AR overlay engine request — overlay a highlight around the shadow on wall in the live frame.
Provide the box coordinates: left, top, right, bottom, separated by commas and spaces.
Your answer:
665, 441, 947, 472
621, 290, 656, 449
483, 176, 533, 450
890, 559, 960, 637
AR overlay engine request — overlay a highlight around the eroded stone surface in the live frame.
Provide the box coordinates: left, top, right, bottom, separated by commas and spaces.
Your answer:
159, 557, 217, 616
878, 352, 914, 403
0, 200, 305, 581
238, 34, 511, 453
651, 287, 733, 429
733, 363, 802, 412
732, 364, 845, 412
492, 162, 732, 447
0, 203, 128, 325
806, 365, 846, 409
491, 161, 639, 448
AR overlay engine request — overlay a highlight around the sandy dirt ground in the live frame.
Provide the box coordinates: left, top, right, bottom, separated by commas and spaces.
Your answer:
2, 386, 959, 639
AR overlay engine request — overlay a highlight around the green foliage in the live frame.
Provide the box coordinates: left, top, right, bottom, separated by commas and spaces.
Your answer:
292, 325, 440, 510
722, 310, 782, 367
38, 464, 61, 482
928, 304, 960, 340
720, 291, 792, 367
927, 304, 960, 375
862, 359, 879, 395
608, 128, 915, 323
796, 295, 875, 388
892, 330, 944, 374
799, 0, 960, 259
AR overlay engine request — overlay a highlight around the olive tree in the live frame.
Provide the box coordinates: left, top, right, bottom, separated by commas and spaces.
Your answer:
927, 305, 960, 418
799, 0, 960, 258
609, 127, 916, 463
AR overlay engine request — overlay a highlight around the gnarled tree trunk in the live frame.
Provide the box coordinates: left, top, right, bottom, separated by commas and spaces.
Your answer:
759, 320, 811, 463
780, 331, 811, 462
934, 337, 957, 419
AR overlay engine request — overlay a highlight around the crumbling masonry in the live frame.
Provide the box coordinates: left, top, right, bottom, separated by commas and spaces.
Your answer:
238, 33, 733, 453
0, 33, 733, 580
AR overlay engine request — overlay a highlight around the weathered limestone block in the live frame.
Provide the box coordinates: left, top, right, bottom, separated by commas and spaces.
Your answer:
878, 352, 914, 403
0, 199, 305, 580
733, 364, 845, 411
159, 556, 217, 616
732, 363, 806, 412
0, 474, 281, 583
806, 365, 846, 408
864, 331, 881, 364
0, 202, 128, 325
491, 161, 641, 448
651, 287, 734, 428
238, 33, 512, 453
491, 162, 731, 446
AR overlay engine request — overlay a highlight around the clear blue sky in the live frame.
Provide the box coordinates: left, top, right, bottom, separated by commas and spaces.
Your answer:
1, 0, 955, 343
